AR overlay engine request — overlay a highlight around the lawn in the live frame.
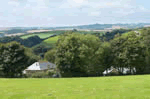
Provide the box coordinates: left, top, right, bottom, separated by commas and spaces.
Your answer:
0, 75, 150, 99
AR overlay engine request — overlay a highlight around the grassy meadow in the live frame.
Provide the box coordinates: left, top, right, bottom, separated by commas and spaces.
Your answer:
20, 30, 105, 39
0, 75, 150, 99
20, 31, 65, 39
43, 36, 59, 44
21, 33, 54, 39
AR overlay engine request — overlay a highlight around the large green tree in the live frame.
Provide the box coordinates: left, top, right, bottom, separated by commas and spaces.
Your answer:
0, 42, 38, 78
97, 42, 113, 74
140, 28, 150, 74
55, 33, 105, 77
123, 32, 146, 74
111, 31, 147, 74
111, 34, 128, 74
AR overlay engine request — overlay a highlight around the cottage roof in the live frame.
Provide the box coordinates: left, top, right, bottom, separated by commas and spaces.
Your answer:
25, 62, 56, 71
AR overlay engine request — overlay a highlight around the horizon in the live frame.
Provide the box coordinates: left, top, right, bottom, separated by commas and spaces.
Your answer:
1, 0, 150, 27
1, 22, 150, 28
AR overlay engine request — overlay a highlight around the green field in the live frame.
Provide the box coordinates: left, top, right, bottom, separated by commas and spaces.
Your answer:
43, 36, 59, 44
20, 31, 104, 39
21, 31, 65, 39
21, 33, 53, 39
0, 75, 150, 99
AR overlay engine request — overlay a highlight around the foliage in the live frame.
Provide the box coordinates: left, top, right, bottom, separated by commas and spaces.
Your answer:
0, 36, 43, 47
4, 29, 28, 34
32, 44, 52, 58
45, 49, 56, 63
102, 29, 132, 41
25, 72, 50, 78
55, 33, 105, 77
25, 70, 56, 78
0, 42, 38, 77
111, 31, 147, 74
46, 70, 56, 77
97, 42, 113, 74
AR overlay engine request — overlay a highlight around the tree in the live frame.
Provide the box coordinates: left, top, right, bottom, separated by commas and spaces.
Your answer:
123, 32, 146, 74
55, 33, 104, 77
45, 49, 56, 63
0, 42, 38, 78
111, 31, 147, 74
98, 42, 113, 74
111, 34, 128, 74
72, 29, 78, 32
140, 28, 150, 74
32, 44, 52, 58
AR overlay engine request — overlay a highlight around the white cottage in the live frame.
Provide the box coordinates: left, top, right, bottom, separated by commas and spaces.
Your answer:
23, 61, 56, 74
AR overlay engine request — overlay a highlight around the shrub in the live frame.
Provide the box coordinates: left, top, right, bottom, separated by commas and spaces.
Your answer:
46, 70, 56, 77
25, 70, 57, 78
26, 72, 50, 78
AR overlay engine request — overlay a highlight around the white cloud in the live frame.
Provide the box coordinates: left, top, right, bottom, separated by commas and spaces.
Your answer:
8, 1, 20, 7
47, 17, 54, 21
0, 0, 150, 27
72, 0, 85, 4
89, 11, 101, 16
60, 0, 89, 8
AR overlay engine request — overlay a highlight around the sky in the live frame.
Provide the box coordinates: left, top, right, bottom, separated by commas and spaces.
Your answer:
0, 0, 150, 27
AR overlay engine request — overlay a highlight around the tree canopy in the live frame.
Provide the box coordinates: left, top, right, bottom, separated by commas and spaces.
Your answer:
0, 42, 38, 77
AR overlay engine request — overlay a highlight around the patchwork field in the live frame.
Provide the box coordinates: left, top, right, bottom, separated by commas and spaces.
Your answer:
0, 75, 150, 99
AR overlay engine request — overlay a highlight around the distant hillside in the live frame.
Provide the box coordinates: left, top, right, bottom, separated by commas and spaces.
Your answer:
0, 23, 150, 38
49, 23, 150, 30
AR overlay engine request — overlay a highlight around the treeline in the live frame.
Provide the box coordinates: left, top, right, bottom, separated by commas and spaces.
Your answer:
92, 29, 132, 41
0, 36, 43, 47
1, 28, 150, 78
3, 29, 29, 34
44, 28, 150, 77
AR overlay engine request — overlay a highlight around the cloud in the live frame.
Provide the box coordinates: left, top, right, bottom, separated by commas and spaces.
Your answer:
8, 1, 20, 7
89, 11, 101, 16
0, 0, 150, 27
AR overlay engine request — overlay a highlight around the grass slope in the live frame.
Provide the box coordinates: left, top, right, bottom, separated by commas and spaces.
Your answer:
21, 31, 104, 39
0, 75, 150, 99
21, 33, 53, 39
21, 31, 65, 39
43, 36, 59, 44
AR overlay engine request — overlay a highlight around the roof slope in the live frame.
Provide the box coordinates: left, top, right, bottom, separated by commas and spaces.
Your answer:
25, 62, 56, 71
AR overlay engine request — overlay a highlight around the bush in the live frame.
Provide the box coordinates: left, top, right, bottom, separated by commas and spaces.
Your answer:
47, 70, 56, 77
25, 70, 57, 78
105, 70, 119, 76
26, 72, 50, 78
